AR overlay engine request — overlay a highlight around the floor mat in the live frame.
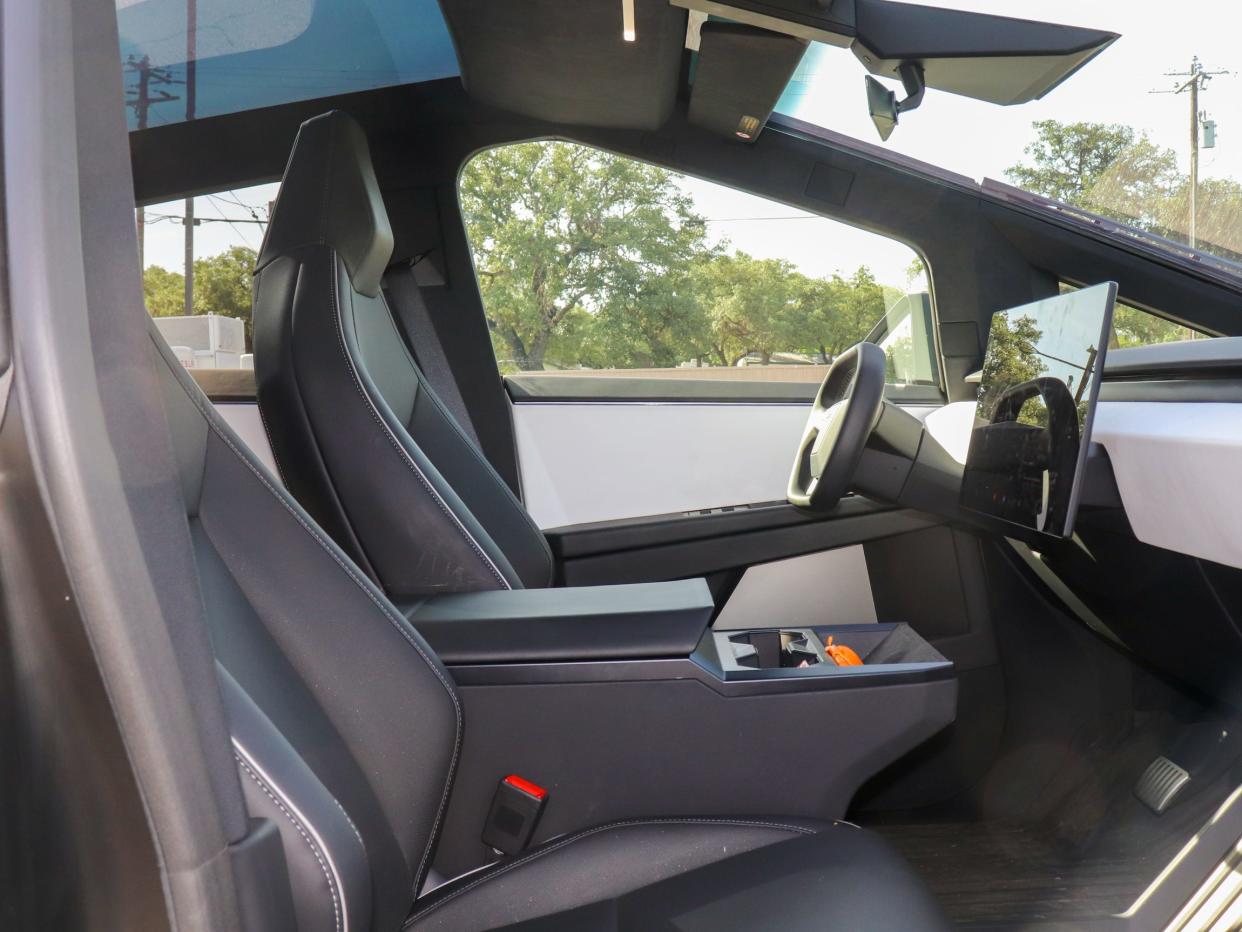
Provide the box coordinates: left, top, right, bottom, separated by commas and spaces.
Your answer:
874, 820, 1165, 929
868, 713, 1242, 928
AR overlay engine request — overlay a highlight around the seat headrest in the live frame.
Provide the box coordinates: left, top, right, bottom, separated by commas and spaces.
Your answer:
257, 111, 394, 297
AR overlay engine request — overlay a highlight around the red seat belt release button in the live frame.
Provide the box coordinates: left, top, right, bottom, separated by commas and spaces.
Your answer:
482, 774, 548, 855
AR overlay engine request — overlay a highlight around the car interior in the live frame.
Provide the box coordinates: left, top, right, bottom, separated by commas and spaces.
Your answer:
5, 0, 1242, 930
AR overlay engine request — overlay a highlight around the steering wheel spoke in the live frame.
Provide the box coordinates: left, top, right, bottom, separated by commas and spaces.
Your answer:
785, 342, 887, 511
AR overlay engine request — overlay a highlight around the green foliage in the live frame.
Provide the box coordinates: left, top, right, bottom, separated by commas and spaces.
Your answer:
194, 245, 258, 343
1009, 119, 1239, 345
794, 267, 887, 363
1008, 117, 1241, 255
460, 141, 712, 371
460, 141, 904, 372
1111, 302, 1193, 348
1007, 121, 1180, 223
977, 314, 1043, 423
693, 252, 800, 366
143, 264, 186, 317
143, 245, 259, 346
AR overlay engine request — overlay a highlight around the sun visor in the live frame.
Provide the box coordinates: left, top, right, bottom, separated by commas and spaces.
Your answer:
439, 0, 688, 130
851, 1, 1118, 106
673, 0, 1117, 107
688, 23, 808, 142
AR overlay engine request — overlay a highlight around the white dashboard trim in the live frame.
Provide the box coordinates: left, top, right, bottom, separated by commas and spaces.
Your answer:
925, 399, 1242, 571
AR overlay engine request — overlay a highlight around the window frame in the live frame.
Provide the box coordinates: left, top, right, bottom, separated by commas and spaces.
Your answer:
457, 137, 947, 407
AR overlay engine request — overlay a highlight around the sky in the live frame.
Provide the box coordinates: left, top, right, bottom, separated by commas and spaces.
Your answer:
143, 0, 1242, 291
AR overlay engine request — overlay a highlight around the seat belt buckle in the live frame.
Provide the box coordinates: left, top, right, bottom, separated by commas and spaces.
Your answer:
482, 774, 547, 856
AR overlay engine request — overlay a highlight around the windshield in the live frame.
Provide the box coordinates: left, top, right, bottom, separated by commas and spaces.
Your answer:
776, 0, 1242, 267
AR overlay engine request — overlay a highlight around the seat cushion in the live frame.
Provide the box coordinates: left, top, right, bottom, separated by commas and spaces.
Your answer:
406, 818, 948, 932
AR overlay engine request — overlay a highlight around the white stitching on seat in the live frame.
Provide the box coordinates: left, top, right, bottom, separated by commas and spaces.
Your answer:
160, 335, 461, 895
256, 399, 290, 488
234, 746, 344, 932
331, 795, 366, 854
404, 817, 818, 927
405, 350, 554, 587
328, 256, 512, 590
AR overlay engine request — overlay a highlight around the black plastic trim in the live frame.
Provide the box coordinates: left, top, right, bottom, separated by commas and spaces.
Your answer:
447, 650, 956, 697
1104, 336, 1242, 378
400, 579, 714, 664
549, 496, 894, 560
554, 500, 942, 586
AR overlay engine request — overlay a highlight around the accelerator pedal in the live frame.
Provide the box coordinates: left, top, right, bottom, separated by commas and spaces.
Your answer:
1135, 756, 1191, 814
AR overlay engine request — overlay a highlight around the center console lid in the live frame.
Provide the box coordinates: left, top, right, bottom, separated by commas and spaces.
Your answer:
400, 578, 714, 664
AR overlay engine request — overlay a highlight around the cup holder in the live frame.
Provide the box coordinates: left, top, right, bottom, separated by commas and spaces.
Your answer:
727, 630, 823, 669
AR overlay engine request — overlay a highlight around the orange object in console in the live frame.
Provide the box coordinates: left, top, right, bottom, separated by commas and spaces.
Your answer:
824, 636, 863, 666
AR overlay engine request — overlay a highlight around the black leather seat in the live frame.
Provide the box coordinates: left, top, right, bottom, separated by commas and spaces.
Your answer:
253, 110, 554, 598
150, 315, 949, 931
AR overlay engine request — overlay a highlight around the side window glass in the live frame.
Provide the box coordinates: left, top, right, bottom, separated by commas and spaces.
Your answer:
1111, 301, 1210, 347
459, 141, 941, 399
139, 183, 278, 373
1059, 283, 1212, 348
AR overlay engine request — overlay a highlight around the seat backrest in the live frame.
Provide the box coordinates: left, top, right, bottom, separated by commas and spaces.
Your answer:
151, 321, 459, 931
252, 111, 553, 597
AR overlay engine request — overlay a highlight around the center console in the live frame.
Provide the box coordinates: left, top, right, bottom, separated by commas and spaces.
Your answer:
401, 579, 957, 877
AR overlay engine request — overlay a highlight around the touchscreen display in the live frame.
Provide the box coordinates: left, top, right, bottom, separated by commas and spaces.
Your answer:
960, 282, 1116, 537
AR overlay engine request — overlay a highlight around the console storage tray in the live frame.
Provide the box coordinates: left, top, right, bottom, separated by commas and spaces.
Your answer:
704, 622, 949, 682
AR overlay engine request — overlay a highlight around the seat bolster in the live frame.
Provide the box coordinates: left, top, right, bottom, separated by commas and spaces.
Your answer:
408, 818, 948, 932
221, 670, 373, 932
405, 817, 828, 931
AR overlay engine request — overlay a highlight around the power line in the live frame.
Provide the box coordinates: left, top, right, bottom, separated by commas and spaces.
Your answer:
206, 194, 260, 247
125, 54, 182, 266
144, 213, 265, 225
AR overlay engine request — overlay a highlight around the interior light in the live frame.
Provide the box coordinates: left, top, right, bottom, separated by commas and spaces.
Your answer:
734, 115, 761, 141
622, 0, 635, 41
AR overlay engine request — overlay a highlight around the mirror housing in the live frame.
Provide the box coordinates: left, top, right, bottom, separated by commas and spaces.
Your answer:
866, 76, 898, 140
866, 61, 924, 140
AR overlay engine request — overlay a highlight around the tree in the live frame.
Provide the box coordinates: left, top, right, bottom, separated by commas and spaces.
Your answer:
691, 252, 807, 366
1007, 120, 1242, 340
1006, 119, 1242, 263
193, 245, 257, 344
143, 245, 258, 346
459, 141, 710, 370
1006, 121, 1180, 221
1112, 302, 1194, 348
976, 314, 1043, 423
143, 264, 185, 317
794, 267, 887, 363
1150, 175, 1242, 260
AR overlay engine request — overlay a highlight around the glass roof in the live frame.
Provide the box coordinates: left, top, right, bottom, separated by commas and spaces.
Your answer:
117, 0, 460, 130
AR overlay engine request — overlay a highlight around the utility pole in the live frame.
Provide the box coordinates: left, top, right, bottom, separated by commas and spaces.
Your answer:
183, 0, 198, 316
1152, 57, 1229, 248
124, 54, 181, 267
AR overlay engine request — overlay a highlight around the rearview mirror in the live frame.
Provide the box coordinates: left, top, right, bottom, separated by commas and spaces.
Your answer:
865, 61, 925, 141
866, 76, 898, 141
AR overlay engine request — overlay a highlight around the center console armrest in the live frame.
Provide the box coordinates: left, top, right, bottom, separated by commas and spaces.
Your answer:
400, 579, 715, 664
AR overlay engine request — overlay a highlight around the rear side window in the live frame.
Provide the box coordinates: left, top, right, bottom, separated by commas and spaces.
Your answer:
459, 141, 941, 401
